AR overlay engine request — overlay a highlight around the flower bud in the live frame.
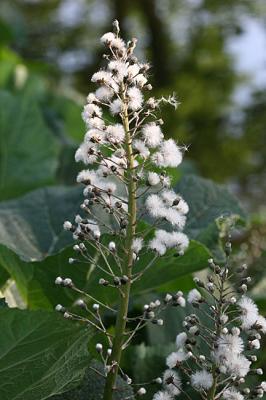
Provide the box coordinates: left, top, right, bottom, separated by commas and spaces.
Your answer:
55, 304, 64, 312
63, 278, 73, 288
164, 294, 172, 303
137, 388, 146, 396
75, 299, 86, 308
63, 221, 73, 231
96, 343, 103, 353
93, 303, 99, 311
99, 278, 107, 286
55, 276, 63, 285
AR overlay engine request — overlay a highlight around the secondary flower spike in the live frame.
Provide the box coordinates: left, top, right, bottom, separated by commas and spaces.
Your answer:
154, 240, 266, 400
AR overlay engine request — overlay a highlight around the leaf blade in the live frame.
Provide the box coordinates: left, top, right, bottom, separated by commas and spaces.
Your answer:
0, 309, 92, 400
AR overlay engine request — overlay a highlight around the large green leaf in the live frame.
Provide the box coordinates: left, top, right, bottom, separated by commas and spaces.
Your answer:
132, 240, 210, 294
247, 250, 266, 289
0, 90, 59, 200
0, 263, 9, 288
0, 308, 92, 400
175, 174, 246, 258
127, 343, 174, 397
0, 245, 90, 309
0, 185, 83, 262
176, 174, 245, 237
84, 240, 211, 305
46, 94, 84, 143
0, 239, 209, 310
51, 361, 134, 400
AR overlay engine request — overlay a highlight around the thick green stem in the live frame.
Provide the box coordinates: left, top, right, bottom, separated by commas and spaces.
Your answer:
103, 96, 136, 400
208, 268, 226, 400
208, 372, 218, 400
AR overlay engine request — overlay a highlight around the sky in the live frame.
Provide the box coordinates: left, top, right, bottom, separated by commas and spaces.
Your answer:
227, 16, 266, 104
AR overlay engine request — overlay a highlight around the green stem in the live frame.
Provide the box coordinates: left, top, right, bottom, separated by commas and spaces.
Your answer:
208, 266, 227, 400
103, 93, 136, 400
208, 372, 217, 400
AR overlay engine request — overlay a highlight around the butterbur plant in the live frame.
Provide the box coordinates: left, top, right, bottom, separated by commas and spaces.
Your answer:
52, 20, 266, 400
55, 20, 189, 399
155, 242, 266, 400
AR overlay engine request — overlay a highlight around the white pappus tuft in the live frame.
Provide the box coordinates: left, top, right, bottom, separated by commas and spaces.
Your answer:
163, 369, 181, 396
187, 289, 202, 304
153, 139, 183, 168
237, 296, 259, 330
142, 123, 164, 148
153, 392, 173, 400
191, 370, 213, 390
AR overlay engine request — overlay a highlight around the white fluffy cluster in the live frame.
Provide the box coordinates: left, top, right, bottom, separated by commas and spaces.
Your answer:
63, 22, 190, 394
237, 296, 259, 330
149, 229, 189, 256
154, 256, 266, 400
146, 190, 189, 256
213, 331, 251, 378
70, 21, 189, 262
191, 369, 213, 390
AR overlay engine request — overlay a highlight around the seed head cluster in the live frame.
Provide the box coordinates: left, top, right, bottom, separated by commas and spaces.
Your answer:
55, 20, 189, 394
62, 20, 189, 281
154, 244, 266, 400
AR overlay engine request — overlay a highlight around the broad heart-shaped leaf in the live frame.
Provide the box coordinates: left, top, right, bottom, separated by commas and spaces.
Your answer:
84, 240, 211, 305
0, 185, 83, 262
0, 263, 9, 288
126, 343, 174, 398
175, 174, 246, 259
0, 90, 59, 200
51, 360, 134, 400
0, 245, 91, 309
132, 240, 210, 295
247, 250, 266, 290
0, 308, 92, 400
0, 239, 209, 310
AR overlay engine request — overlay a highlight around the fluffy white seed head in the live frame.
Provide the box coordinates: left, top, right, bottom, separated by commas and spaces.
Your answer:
63, 221, 72, 231
176, 332, 187, 349
238, 296, 259, 330
147, 172, 160, 186
133, 140, 150, 158
153, 139, 183, 167
223, 387, 244, 400
163, 369, 181, 396
153, 392, 173, 400
191, 370, 213, 390
187, 289, 202, 304
132, 238, 143, 254
137, 387, 146, 396
142, 123, 163, 148
127, 87, 143, 110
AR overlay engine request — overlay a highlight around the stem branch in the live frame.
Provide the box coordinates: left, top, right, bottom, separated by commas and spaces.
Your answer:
103, 87, 136, 400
